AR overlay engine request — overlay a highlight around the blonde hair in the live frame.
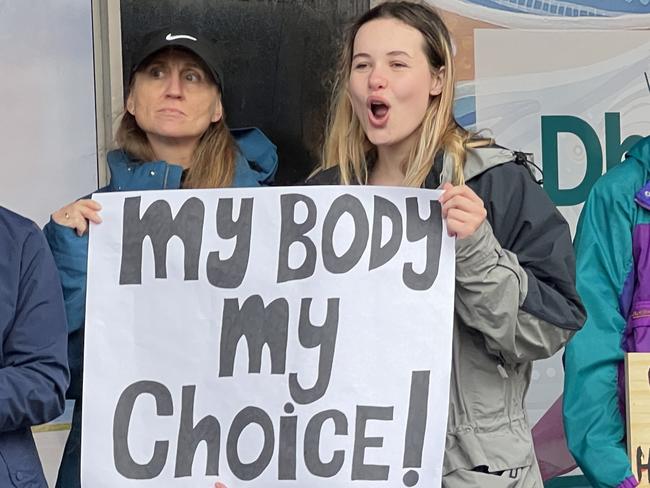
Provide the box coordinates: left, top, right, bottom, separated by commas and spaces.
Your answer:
320, 1, 488, 186
115, 49, 238, 189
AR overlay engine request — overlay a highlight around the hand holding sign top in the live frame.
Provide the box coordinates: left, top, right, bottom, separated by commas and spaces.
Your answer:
439, 183, 487, 239
52, 198, 103, 236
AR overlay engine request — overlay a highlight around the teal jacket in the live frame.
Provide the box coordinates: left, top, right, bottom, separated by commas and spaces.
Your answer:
564, 136, 650, 488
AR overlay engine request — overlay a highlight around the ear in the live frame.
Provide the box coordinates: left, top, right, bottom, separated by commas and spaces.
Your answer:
430, 66, 446, 97
211, 96, 223, 123
126, 93, 136, 116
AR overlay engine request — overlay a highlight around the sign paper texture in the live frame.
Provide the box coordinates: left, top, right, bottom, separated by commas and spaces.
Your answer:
82, 186, 456, 487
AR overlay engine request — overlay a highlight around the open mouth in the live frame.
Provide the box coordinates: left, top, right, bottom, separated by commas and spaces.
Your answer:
367, 98, 390, 126
370, 101, 389, 118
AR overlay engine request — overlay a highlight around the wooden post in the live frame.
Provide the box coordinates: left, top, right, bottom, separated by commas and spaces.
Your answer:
626, 352, 650, 485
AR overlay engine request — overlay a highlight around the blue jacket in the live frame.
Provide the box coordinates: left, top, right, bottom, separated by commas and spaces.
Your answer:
43, 127, 277, 488
0, 207, 69, 488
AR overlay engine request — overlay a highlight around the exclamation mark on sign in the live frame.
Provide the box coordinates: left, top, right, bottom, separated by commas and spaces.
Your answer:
402, 371, 430, 487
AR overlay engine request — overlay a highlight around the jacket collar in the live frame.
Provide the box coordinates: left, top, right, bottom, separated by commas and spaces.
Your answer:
440, 146, 517, 185
627, 137, 650, 210
627, 136, 650, 169
106, 150, 183, 191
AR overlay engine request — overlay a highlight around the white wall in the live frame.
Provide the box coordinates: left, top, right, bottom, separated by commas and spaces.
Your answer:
0, 0, 98, 226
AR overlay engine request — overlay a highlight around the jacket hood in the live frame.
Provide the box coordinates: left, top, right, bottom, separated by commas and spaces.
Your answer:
440, 146, 521, 184
626, 135, 650, 169
230, 127, 278, 185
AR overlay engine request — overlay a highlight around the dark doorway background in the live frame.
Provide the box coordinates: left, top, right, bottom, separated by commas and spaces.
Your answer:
120, 0, 369, 184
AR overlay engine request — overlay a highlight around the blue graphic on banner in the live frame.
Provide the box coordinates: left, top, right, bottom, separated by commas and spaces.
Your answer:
454, 84, 477, 129
463, 0, 649, 16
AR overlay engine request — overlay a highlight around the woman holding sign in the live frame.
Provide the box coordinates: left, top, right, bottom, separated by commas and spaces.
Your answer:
44, 25, 278, 488
307, 2, 585, 486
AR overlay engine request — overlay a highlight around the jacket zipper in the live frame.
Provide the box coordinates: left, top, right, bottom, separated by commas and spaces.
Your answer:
163, 165, 170, 189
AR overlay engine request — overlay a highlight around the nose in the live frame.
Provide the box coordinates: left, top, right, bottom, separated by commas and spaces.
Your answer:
368, 65, 387, 91
164, 71, 183, 99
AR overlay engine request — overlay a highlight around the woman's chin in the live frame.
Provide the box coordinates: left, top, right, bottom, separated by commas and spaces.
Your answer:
146, 128, 202, 142
366, 132, 395, 148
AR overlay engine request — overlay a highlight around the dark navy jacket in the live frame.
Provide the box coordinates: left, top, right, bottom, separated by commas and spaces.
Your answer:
0, 207, 69, 487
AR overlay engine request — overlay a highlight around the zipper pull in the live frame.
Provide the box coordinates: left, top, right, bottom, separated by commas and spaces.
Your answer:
497, 363, 509, 379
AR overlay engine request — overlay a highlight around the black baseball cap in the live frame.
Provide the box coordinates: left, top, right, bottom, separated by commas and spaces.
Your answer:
128, 25, 224, 92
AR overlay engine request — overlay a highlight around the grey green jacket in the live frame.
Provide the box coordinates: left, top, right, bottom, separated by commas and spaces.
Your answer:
307, 146, 585, 486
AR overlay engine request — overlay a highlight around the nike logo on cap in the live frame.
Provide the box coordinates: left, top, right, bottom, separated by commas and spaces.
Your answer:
165, 33, 197, 41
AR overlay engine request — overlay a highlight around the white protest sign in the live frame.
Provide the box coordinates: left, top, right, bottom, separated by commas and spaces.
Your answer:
82, 186, 455, 487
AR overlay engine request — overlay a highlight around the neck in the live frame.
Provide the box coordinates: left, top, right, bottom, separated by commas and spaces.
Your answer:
148, 135, 199, 168
370, 139, 415, 186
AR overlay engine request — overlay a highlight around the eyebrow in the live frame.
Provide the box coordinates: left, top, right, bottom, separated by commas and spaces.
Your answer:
387, 50, 413, 58
352, 50, 413, 60
352, 52, 371, 61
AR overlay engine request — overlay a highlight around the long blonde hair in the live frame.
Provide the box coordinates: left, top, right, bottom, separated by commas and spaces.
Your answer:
115, 49, 238, 189
321, 1, 484, 186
